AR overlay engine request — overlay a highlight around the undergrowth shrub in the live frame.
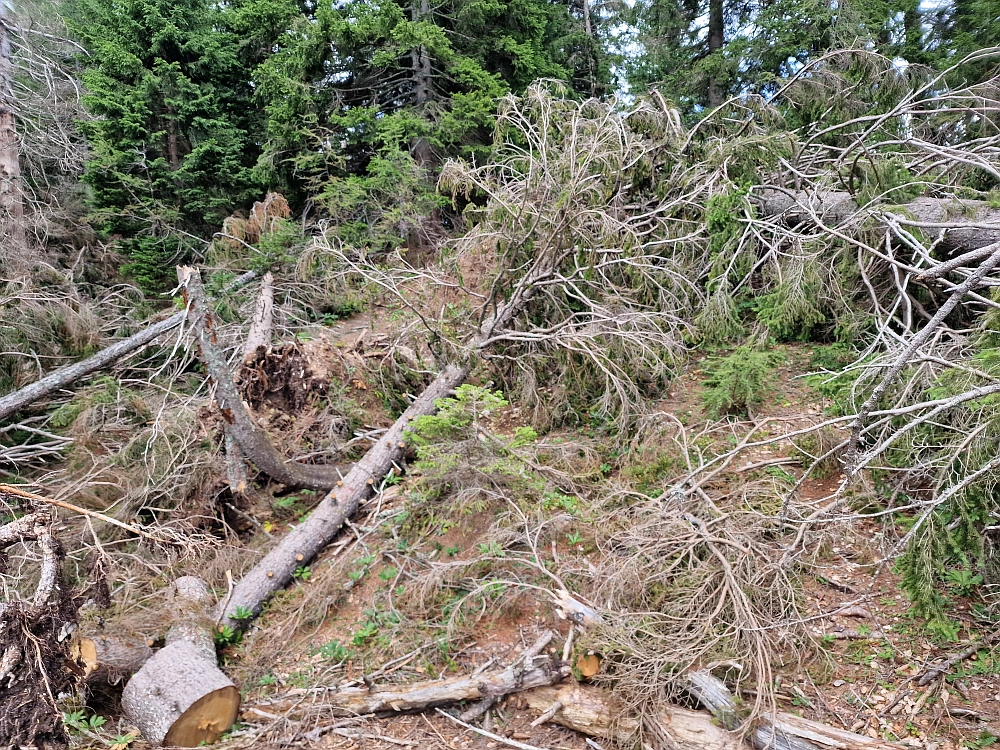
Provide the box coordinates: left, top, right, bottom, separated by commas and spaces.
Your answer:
703, 346, 780, 417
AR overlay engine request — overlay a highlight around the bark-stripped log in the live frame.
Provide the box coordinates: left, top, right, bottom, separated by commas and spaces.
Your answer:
215, 360, 469, 623
756, 189, 1000, 252
523, 683, 905, 750
122, 577, 239, 747
0, 271, 256, 424
242, 271, 274, 364
243, 656, 569, 721
180, 266, 347, 491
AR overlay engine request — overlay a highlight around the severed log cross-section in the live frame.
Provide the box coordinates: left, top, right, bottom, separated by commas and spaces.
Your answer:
121, 577, 240, 747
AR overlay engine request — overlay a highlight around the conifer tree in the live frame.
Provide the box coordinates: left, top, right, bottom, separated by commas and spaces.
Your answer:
65, 0, 265, 290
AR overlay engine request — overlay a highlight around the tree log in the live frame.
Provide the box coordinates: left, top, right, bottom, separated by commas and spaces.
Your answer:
756, 189, 1000, 253
242, 270, 274, 364
242, 656, 569, 721
215, 359, 469, 624
0, 271, 256, 424
73, 633, 154, 684
523, 683, 905, 750
122, 577, 239, 747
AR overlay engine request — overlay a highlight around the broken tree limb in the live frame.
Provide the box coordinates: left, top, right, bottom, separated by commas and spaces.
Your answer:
122, 577, 240, 747
243, 655, 569, 721
181, 266, 348, 491
0, 270, 256, 424
242, 270, 274, 364
523, 682, 906, 750
756, 189, 1000, 253
683, 670, 905, 750
215, 360, 469, 624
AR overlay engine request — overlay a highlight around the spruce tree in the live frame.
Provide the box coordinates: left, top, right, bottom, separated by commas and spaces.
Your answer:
65, 0, 264, 290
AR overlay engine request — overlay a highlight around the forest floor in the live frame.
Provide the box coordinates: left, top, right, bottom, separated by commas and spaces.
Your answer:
68, 321, 1000, 750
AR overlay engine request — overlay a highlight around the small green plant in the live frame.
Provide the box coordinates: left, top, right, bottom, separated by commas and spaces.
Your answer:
944, 567, 983, 596
315, 640, 348, 662
445, 545, 460, 556
702, 346, 778, 417
352, 621, 379, 647
378, 566, 398, 582
477, 540, 506, 557
348, 569, 365, 582
258, 673, 277, 686
293, 566, 312, 582
215, 624, 241, 647
229, 605, 253, 622
64, 711, 107, 734
567, 531, 584, 545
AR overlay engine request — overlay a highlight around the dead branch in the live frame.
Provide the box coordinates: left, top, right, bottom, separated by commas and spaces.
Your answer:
242, 270, 274, 364
243, 654, 569, 721
522, 681, 906, 750
0, 270, 256, 424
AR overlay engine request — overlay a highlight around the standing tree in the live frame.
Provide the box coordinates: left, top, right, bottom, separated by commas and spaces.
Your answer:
65, 0, 265, 290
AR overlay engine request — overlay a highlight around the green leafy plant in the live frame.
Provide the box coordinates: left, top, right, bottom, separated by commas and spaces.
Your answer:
378, 566, 398, 582
215, 625, 241, 647
64, 711, 107, 734
352, 621, 379, 647
944, 567, 983, 596
293, 566, 312, 582
567, 531, 584, 545
314, 640, 348, 662
229, 605, 253, 622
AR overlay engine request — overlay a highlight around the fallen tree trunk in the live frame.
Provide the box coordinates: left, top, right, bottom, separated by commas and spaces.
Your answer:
0, 270, 256, 424
122, 577, 240, 747
242, 655, 569, 721
181, 267, 349, 492
242, 270, 274, 364
756, 189, 1000, 253
74, 633, 154, 684
523, 683, 905, 750
215, 359, 468, 623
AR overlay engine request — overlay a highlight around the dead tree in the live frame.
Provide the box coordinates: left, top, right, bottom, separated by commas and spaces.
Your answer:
0, 3, 24, 249
0, 271, 255, 424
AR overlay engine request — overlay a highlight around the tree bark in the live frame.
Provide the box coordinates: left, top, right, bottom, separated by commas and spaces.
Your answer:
755, 189, 1000, 253
122, 577, 240, 747
215, 360, 469, 624
243, 656, 569, 721
410, 0, 434, 167
74, 633, 154, 684
0, 4, 25, 250
0, 271, 256, 424
180, 266, 349, 491
707, 0, 724, 108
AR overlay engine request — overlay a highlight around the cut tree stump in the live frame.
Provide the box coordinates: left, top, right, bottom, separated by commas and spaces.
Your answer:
121, 577, 239, 747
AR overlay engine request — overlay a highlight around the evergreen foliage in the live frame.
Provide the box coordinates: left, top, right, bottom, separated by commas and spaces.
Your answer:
65, 0, 265, 290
